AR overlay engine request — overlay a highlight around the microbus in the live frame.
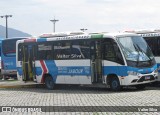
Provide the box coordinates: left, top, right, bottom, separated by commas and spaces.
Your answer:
16, 32, 158, 91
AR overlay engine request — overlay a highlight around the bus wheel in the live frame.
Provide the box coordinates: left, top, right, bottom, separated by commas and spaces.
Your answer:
45, 76, 54, 90
110, 77, 121, 91
135, 84, 146, 90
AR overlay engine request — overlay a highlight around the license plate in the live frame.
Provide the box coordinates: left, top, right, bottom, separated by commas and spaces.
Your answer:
145, 76, 150, 80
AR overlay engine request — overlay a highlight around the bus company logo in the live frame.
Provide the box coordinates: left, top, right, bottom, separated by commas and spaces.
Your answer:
2, 107, 12, 112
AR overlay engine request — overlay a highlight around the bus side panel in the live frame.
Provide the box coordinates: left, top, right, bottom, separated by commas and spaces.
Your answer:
36, 60, 91, 84
34, 60, 91, 84
103, 60, 128, 85
1, 56, 17, 76
35, 61, 43, 83
54, 60, 91, 84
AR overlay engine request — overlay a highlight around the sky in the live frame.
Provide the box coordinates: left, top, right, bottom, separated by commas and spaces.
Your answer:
0, 0, 160, 36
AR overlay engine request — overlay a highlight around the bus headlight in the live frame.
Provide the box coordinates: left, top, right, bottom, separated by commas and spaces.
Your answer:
127, 71, 139, 76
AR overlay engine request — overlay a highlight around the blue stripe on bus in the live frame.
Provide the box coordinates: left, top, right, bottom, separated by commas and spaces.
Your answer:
103, 64, 157, 76
127, 64, 157, 74
37, 38, 47, 42
17, 63, 157, 78
44, 60, 91, 76
44, 60, 58, 76
17, 67, 23, 75
103, 66, 128, 76
57, 66, 91, 75
36, 67, 42, 76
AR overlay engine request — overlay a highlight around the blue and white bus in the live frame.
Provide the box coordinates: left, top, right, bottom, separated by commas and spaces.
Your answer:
0, 38, 3, 72
16, 32, 158, 91
1, 37, 28, 79
131, 30, 160, 81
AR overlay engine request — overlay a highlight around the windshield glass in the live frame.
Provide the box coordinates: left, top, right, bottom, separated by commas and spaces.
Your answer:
117, 36, 154, 62
2, 38, 25, 57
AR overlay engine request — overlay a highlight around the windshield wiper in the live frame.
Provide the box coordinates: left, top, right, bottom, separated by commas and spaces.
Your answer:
135, 44, 152, 66
133, 44, 140, 66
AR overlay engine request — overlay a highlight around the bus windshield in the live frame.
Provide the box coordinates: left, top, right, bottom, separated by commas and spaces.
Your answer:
117, 36, 155, 67
2, 39, 21, 56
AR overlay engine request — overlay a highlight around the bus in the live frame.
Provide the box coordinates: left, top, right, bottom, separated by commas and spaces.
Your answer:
1, 37, 28, 79
16, 32, 158, 91
0, 38, 3, 74
0, 39, 3, 71
131, 30, 160, 81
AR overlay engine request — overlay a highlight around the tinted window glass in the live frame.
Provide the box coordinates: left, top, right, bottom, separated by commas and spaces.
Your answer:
54, 42, 71, 59
37, 43, 52, 60
71, 40, 90, 59
2, 39, 17, 56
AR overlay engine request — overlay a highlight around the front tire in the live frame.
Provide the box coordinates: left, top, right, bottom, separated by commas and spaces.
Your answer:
110, 77, 121, 91
45, 76, 54, 90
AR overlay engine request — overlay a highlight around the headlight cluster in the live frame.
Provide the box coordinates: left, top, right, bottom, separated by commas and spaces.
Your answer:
127, 71, 140, 76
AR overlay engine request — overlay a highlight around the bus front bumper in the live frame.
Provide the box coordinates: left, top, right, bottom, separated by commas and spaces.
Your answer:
120, 72, 158, 86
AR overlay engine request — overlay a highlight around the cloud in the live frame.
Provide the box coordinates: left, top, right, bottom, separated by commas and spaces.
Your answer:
0, 0, 160, 36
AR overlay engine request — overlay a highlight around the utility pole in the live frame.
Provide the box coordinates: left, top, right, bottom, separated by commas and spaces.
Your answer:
50, 17, 59, 32
0, 15, 12, 38
80, 28, 87, 32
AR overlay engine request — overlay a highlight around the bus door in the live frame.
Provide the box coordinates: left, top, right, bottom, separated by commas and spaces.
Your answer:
22, 44, 36, 81
90, 40, 103, 83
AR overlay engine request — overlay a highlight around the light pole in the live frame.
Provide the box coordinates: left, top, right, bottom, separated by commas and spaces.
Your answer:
80, 28, 87, 32
50, 17, 59, 32
0, 15, 12, 38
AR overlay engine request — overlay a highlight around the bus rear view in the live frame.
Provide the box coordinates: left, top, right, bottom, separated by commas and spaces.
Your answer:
1, 38, 28, 79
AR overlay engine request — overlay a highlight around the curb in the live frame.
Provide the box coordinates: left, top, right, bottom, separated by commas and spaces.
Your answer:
0, 84, 39, 88
0, 80, 44, 88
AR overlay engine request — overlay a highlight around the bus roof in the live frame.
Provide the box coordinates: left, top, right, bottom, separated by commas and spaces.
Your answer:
39, 31, 86, 38
18, 32, 140, 43
102, 32, 139, 38
39, 31, 139, 39
125, 29, 160, 37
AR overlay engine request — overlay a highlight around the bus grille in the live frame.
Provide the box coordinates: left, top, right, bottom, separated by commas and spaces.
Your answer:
137, 75, 155, 82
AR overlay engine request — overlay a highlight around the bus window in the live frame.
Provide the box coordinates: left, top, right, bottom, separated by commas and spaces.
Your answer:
144, 37, 158, 56
18, 43, 23, 61
103, 40, 116, 61
1, 38, 28, 79
102, 39, 124, 65
54, 42, 71, 60
2, 39, 17, 56
37, 43, 52, 60
71, 40, 90, 59
113, 41, 124, 65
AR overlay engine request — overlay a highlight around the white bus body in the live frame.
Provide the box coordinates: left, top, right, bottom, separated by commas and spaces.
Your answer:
16, 32, 158, 91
